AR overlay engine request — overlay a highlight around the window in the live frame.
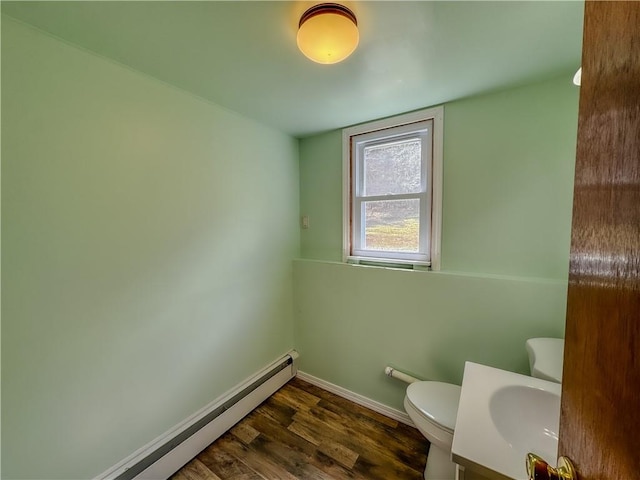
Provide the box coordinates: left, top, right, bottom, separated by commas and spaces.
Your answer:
342, 107, 443, 269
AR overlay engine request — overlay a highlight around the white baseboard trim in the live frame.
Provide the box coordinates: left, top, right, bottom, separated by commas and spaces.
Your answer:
95, 350, 299, 480
296, 371, 413, 426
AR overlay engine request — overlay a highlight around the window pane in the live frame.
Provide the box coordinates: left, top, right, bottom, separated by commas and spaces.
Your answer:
363, 139, 421, 196
364, 199, 420, 252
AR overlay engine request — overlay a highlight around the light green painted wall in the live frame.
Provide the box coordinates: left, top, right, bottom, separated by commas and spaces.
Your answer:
299, 77, 579, 275
299, 130, 343, 262
441, 79, 578, 277
294, 261, 568, 409
1, 16, 299, 479
295, 76, 579, 411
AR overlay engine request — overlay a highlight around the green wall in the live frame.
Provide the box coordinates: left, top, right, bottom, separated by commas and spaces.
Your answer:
295, 76, 579, 410
1, 16, 299, 479
441, 80, 578, 278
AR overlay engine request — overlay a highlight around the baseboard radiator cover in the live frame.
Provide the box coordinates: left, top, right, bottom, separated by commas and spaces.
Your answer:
296, 370, 413, 426
95, 350, 299, 480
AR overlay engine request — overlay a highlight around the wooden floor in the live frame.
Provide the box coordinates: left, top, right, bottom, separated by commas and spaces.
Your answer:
170, 377, 428, 479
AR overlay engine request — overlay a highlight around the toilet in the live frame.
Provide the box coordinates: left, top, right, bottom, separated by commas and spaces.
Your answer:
525, 337, 564, 383
404, 338, 564, 480
404, 381, 461, 480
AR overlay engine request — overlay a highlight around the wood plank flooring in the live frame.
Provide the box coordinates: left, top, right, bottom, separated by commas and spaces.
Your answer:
170, 377, 429, 479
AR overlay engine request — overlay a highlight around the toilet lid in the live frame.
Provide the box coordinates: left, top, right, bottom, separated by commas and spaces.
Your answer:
406, 381, 461, 432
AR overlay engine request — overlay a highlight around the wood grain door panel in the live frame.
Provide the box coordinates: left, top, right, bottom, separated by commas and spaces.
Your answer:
559, 2, 640, 480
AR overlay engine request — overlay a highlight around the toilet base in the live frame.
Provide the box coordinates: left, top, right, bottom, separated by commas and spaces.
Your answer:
424, 443, 457, 480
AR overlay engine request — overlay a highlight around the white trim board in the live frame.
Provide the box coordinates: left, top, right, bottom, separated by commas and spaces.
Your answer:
296, 371, 413, 426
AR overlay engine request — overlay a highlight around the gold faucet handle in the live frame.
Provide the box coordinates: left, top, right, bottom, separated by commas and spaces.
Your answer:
526, 453, 577, 480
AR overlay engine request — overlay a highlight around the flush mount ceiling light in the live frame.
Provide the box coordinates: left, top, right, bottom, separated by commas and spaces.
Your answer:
297, 3, 359, 64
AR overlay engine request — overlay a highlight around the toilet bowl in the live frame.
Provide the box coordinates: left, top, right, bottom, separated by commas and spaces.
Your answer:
404, 341, 564, 479
404, 381, 461, 480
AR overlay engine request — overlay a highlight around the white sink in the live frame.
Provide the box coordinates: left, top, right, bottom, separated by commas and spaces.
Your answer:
490, 385, 560, 462
452, 362, 562, 480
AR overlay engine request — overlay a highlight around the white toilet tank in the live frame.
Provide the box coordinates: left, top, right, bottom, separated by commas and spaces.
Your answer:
526, 337, 564, 383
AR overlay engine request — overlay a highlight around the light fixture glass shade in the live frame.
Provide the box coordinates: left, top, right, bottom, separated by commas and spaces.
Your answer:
573, 67, 582, 86
297, 4, 359, 65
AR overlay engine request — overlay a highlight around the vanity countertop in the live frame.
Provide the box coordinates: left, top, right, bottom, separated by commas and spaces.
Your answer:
452, 362, 562, 480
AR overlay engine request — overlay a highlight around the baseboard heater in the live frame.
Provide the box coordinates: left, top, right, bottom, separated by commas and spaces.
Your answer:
96, 350, 299, 480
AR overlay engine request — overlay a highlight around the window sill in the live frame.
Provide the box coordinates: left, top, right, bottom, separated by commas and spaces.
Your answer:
346, 255, 431, 271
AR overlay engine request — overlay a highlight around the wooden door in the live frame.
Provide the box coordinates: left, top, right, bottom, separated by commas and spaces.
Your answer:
559, 2, 640, 480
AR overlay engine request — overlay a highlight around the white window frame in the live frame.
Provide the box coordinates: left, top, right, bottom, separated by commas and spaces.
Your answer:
342, 106, 443, 270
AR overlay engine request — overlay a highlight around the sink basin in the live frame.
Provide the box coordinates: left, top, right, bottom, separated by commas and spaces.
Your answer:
490, 385, 560, 462
452, 362, 562, 480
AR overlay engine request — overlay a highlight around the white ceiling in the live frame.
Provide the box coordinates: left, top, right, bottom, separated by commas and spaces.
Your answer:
2, 1, 584, 137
